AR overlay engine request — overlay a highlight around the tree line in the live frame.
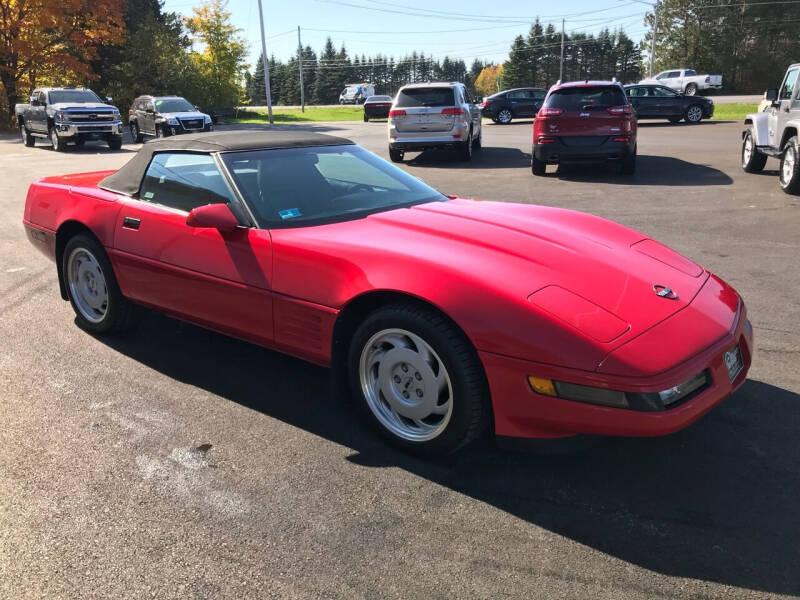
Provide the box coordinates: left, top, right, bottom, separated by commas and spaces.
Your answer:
245, 40, 483, 106
645, 0, 800, 93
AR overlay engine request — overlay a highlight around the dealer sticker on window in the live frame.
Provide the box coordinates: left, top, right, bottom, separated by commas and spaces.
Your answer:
279, 208, 301, 219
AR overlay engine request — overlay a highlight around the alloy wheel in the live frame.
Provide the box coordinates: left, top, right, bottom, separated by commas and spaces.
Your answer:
358, 328, 454, 442
66, 247, 109, 324
498, 109, 512, 124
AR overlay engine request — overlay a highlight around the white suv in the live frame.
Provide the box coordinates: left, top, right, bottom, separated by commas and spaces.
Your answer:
388, 82, 482, 162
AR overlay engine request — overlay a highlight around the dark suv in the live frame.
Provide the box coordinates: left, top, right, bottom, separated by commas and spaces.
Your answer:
481, 87, 546, 124
128, 95, 212, 141
531, 81, 637, 176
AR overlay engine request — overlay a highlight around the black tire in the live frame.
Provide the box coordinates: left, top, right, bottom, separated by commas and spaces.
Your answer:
497, 108, 513, 124
668, 116, 682, 124
779, 136, 800, 195
62, 234, 138, 334
108, 137, 122, 150
49, 127, 67, 152
741, 129, 767, 173
155, 125, 165, 139
458, 129, 473, 161
363, 114, 369, 122
20, 123, 35, 146
685, 104, 703, 123
685, 83, 698, 96
389, 147, 404, 163
473, 126, 482, 150
620, 145, 637, 175
130, 121, 143, 143
347, 301, 490, 456
531, 152, 546, 176
491, 117, 499, 124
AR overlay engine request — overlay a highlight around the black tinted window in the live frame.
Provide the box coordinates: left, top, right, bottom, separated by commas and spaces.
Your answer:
140, 153, 235, 212
396, 87, 455, 107
48, 90, 102, 104
544, 87, 627, 111
155, 98, 195, 113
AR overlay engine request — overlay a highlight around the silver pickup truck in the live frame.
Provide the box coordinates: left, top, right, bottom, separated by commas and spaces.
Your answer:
742, 63, 800, 194
15, 87, 123, 151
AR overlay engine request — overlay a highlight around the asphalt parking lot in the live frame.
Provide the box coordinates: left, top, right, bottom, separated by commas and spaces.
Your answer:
1, 119, 798, 599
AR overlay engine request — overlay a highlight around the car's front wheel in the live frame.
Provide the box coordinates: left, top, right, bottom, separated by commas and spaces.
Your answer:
780, 136, 800, 195
50, 128, 66, 151
63, 234, 137, 334
497, 108, 513, 124
742, 129, 767, 173
348, 302, 489, 455
685, 104, 703, 123
108, 136, 122, 150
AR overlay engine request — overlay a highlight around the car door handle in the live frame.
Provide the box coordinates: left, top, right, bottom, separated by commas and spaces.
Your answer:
122, 216, 140, 230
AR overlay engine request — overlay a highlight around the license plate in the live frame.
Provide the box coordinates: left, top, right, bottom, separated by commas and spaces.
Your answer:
723, 345, 743, 382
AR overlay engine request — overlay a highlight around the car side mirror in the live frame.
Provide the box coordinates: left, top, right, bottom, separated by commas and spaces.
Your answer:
30, 97, 39, 106
186, 203, 240, 231
765, 88, 778, 102
106, 96, 113, 103
145, 108, 154, 114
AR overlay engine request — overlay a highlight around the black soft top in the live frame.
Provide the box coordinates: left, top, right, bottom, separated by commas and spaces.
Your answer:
98, 130, 355, 196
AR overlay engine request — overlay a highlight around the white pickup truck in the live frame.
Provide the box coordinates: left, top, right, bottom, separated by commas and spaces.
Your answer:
638, 69, 723, 96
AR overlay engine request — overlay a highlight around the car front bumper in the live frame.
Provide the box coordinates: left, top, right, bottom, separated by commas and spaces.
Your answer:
534, 137, 634, 164
54, 121, 123, 137
480, 278, 753, 441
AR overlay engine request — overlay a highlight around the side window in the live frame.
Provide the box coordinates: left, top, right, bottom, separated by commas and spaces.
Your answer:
667, 71, 680, 79
147, 101, 156, 112
685, 69, 696, 76
39, 91, 47, 105
139, 153, 236, 213
533, 90, 546, 100
462, 86, 472, 104
780, 69, 799, 100
627, 87, 648, 97
652, 86, 677, 97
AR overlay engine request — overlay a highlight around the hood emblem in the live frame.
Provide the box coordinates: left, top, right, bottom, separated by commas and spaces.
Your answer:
653, 285, 678, 300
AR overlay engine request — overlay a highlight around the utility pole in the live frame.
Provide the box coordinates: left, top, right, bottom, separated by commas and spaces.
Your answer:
649, 1, 659, 78
560, 19, 565, 82
256, 0, 273, 124
297, 26, 305, 113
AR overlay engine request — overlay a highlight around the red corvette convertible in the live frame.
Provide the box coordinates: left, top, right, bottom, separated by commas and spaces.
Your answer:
22, 131, 753, 455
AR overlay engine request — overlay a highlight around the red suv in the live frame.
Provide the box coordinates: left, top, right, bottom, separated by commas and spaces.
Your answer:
531, 81, 637, 176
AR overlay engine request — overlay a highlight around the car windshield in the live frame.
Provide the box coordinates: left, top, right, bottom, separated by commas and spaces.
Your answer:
544, 86, 627, 111
221, 145, 446, 228
395, 87, 455, 107
344, 86, 360, 95
155, 98, 195, 112
48, 90, 102, 104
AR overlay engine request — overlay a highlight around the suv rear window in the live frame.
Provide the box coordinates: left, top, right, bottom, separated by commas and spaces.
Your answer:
544, 87, 627, 111
396, 88, 455, 108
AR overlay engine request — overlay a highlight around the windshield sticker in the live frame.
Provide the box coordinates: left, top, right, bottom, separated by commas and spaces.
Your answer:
144, 191, 154, 199
279, 208, 302, 219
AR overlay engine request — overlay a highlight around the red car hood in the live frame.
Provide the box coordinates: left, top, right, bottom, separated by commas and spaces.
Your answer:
273, 198, 708, 355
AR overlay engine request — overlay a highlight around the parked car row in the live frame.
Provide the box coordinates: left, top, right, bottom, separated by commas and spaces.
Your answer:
15, 87, 212, 152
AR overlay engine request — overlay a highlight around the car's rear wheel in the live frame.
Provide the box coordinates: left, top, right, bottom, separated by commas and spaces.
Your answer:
363, 114, 369, 122
389, 147, 404, 163
458, 129, 473, 161
780, 136, 800, 195
531, 152, 546, 176
685, 83, 698, 96
63, 234, 138, 334
685, 104, 703, 123
20, 123, 35, 146
50, 128, 66, 152
473, 126, 482, 150
130, 121, 143, 143
497, 108, 513, 124
620, 145, 637, 175
348, 302, 489, 455
742, 129, 767, 173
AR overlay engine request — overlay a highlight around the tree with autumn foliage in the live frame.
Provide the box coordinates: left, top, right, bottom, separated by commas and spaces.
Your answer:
184, 0, 247, 111
0, 0, 125, 123
474, 65, 504, 98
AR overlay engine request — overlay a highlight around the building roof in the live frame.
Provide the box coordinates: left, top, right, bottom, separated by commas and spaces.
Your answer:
98, 130, 355, 196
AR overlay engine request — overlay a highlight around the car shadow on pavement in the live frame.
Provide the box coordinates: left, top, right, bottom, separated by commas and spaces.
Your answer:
406, 146, 531, 169
93, 312, 800, 597
637, 120, 732, 128
554, 155, 733, 186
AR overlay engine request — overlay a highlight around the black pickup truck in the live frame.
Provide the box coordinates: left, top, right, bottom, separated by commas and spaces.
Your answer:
15, 87, 123, 151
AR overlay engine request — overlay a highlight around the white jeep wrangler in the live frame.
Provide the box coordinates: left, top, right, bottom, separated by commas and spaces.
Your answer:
742, 63, 800, 194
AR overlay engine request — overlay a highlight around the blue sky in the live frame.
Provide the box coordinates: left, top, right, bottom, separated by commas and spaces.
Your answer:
163, 0, 651, 68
